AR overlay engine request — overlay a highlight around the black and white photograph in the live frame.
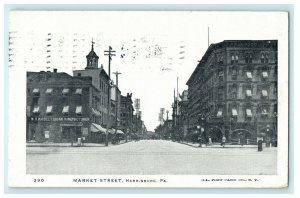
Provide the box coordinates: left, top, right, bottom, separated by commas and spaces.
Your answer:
7, 10, 288, 188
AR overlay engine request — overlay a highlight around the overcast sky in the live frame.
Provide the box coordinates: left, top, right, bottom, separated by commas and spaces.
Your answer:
9, 11, 287, 131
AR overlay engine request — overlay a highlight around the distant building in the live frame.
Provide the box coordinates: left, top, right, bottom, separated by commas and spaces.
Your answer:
178, 90, 189, 139
186, 40, 277, 144
120, 93, 134, 138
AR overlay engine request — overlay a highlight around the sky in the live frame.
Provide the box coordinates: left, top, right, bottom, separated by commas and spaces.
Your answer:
9, 11, 287, 131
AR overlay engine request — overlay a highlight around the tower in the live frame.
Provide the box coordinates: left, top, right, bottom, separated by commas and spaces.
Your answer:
85, 39, 99, 69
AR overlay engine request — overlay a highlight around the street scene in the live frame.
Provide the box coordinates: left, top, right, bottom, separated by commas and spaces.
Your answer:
8, 11, 279, 176
27, 140, 276, 175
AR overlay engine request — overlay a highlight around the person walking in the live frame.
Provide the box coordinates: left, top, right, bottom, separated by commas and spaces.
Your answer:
221, 136, 226, 148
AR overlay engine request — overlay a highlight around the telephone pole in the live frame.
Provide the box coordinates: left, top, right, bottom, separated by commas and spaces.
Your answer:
113, 71, 122, 136
104, 46, 116, 146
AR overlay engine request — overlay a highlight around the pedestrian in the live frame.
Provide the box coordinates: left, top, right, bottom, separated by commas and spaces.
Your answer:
208, 136, 212, 145
221, 136, 226, 148
258, 139, 263, 152
198, 136, 202, 147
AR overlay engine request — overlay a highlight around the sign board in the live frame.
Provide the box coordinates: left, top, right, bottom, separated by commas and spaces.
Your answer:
30, 117, 90, 122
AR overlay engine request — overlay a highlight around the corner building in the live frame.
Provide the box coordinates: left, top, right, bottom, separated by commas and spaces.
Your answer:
186, 40, 277, 144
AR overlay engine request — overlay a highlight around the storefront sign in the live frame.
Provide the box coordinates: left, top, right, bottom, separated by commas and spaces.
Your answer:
30, 117, 90, 122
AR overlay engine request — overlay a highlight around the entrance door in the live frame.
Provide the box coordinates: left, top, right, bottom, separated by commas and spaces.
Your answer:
62, 126, 82, 142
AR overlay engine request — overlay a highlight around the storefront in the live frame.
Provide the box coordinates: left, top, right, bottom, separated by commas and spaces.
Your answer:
27, 116, 90, 143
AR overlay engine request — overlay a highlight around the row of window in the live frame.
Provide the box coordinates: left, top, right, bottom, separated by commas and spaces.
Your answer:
216, 107, 276, 118
30, 88, 83, 96
32, 105, 83, 115
218, 70, 275, 81
229, 52, 271, 64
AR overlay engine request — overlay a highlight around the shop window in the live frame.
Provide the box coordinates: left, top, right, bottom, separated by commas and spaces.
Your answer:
62, 88, 70, 96
62, 106, 69, 115
46, 106, 53, 115
45, 88, 53, 95
75, 88, 82, 95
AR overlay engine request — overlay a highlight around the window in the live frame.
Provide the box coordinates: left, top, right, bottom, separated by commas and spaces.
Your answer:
246, 89, 252, 97
246, 109, 252, 118
77, 73, 81, 77
232, 108, 238, 117
45, 88, 53, 95
62, 106, 69, 115
245, 53, 253, 63
75, 88, 82, 95
261, 52, 269, 63
32, 106, 40, 114
33, 88, 40, 95
217, 108, 223, 117
246, 71, 252, 79
76, 106, 82, 115
261, 108, 268, 115
231, 67, 237, 80
218, 87, 223, 100
218, 68, 224, 81
262, 71, 268, 79
62, 88, 70, 95
45, 106, 53, 115
262, 90, 268, 97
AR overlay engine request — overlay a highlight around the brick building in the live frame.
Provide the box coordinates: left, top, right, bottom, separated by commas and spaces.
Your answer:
26, 70, 105, 143
120, 93, 134, 139
186, 40, 277, 144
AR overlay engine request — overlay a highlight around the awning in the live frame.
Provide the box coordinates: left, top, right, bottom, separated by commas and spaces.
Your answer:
62, 88, 70, 94
90, 123, 107, 134
33, 88, 40, 94
45, 88, 53, 94
33, 106, 40, 113
75, 88, 82, 95
108, 129, 116, 134
116, 130, 124, 134
46, 106, 53, 114
62, 106, 69, 113
76, 106, 82, 114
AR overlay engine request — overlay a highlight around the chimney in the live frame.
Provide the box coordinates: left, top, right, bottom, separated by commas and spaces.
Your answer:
53, 68, 57, 73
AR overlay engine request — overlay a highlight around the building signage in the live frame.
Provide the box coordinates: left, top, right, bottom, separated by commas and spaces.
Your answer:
30, 117, 90, 122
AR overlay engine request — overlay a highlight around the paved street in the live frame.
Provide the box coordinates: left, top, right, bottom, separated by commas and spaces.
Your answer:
27, 140, 277, 175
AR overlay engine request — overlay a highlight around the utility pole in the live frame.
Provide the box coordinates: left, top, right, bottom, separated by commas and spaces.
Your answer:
104, 46, 116, 146
208, 27, 210, 48
113, 71, 122, 136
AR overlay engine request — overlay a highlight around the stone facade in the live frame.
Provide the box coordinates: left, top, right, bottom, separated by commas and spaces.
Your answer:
186, 40, 278, 144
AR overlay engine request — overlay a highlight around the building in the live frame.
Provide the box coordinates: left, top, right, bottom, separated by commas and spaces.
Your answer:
120, 93, 134, 139
178, 90, 189, 139
73, 42, 110, 128
26, 70, 105, 143
186, 40, 277, 144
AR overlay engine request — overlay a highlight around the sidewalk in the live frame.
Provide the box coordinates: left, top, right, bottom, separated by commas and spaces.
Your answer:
26, 140, 129, 147
180, 141, 276, 149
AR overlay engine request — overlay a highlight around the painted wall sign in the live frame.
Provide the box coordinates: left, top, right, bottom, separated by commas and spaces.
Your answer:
29, 117, 90, 122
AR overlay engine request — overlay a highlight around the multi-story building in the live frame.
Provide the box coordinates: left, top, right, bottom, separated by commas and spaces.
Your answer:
26, 70, 106, 143
178, 90, 189, 139
73, 42, 110, 128
186, 40, 277, 144
120, 93, 134, 138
